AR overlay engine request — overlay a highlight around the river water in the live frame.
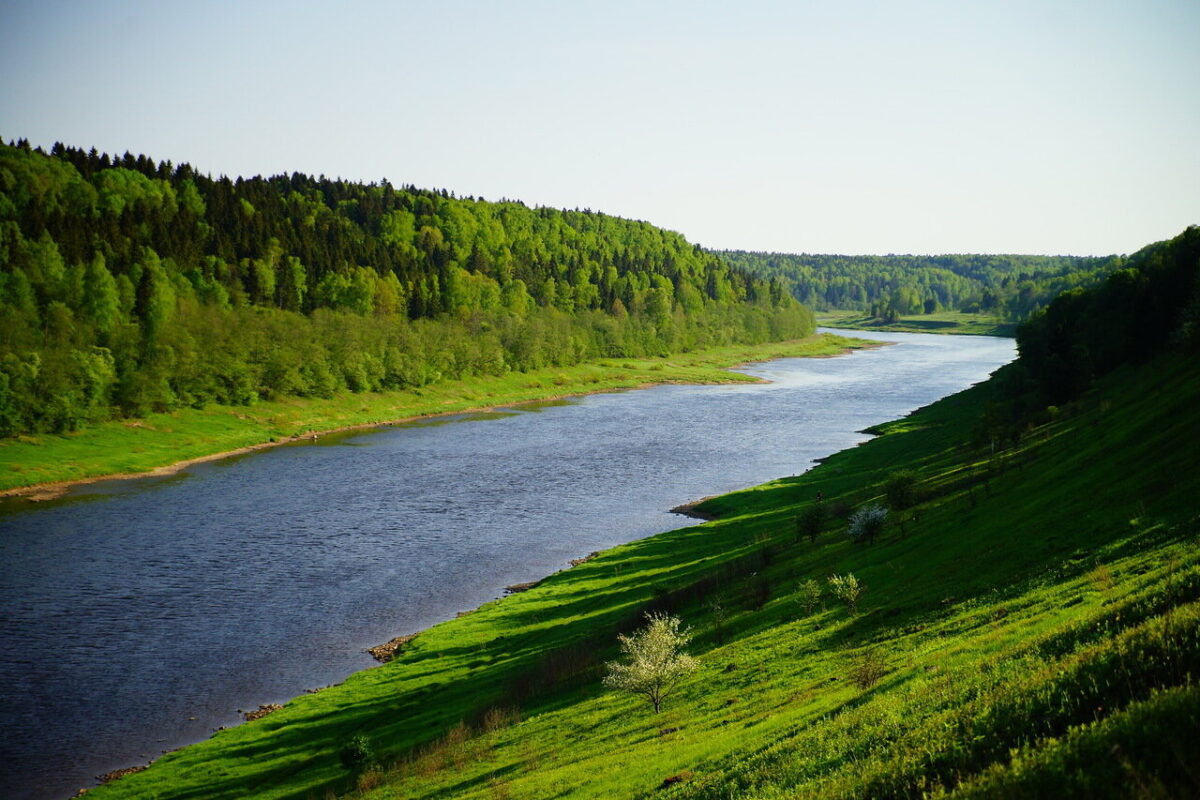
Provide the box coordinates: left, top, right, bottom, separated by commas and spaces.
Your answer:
0, 329, 1014, 799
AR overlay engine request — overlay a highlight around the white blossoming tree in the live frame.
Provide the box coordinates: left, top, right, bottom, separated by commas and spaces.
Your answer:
847, 503, 888, 544
603, 612, 698, 713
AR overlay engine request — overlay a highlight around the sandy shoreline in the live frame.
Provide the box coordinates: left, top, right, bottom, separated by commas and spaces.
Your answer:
3, 338, 883, 504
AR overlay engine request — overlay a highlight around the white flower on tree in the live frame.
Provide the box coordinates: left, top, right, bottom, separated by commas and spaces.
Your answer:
603, 612, 698, 713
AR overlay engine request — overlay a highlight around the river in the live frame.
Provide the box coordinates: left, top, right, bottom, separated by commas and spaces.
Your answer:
0, 329, 1014, 799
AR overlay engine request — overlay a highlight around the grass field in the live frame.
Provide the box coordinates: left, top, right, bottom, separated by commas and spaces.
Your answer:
817, 310, 1016, 337
85, 347, 1200, 798
0, 334, 869, 495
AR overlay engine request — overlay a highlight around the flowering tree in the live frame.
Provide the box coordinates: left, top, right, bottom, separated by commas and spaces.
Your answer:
847, 503, 888, 544
603, 612, 698, 713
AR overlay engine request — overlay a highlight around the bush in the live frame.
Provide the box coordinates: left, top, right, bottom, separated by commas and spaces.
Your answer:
796, 504, 825, 544
798, 579, 823, 615
884, 470, 919, 510
847, 503, 888, 544
339, 734, 376, 773
828, 573, 864, 614
848, 648, 886, 689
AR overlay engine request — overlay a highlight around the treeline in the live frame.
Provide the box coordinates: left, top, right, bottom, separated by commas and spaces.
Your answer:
971, 225, 1199, 448
718, 250, 1123, 320
0, 139, 812, 436
1015, 226, 1200, 404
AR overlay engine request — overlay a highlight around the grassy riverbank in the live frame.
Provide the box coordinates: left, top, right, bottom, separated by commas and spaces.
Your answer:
0, 334, 869, 497
818, 310, 1015, 337
86, 345, 1199, 798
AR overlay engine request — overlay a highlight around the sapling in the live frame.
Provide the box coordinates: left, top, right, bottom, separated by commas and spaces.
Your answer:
828, 573, 864, 614
604, 612, 698, 713
799, 579, 823, 615
339, 734, 376, 773
796, 504, 825, 544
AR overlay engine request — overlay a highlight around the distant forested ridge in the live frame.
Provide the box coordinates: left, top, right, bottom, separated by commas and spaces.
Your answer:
718, 250, 1124, 320
0, 139, 811, 436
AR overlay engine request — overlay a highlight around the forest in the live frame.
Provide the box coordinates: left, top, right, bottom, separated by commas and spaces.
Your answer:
719, 249, 1125, 321
1010, 225, 1200, 405
0, 140, 812, 437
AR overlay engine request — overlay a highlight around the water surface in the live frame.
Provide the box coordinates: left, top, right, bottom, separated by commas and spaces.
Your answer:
0, 329, 1014, 798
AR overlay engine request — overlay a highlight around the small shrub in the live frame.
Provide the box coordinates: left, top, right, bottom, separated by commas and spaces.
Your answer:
884, 470, 919, 510
796, 504, 825, 544
828, 573, 864, 614
339, 734, 376, 773
847, 503, 888, 544
708, 596, 729, 643
799, 579, 823, 615
848, 648, 886, 689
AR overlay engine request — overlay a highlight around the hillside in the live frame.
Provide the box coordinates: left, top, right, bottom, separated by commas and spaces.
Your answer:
86, 227, 1199, 798
720, 250, 1123, 321
0, 140, 811, 440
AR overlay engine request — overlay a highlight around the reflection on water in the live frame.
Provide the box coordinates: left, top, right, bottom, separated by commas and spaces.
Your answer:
0, 329, 1014, 799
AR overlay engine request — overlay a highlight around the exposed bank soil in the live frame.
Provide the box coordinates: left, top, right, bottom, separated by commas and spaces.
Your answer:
241, 703, 283, 722
366, 633, 419, 663
670, 497, 720, 520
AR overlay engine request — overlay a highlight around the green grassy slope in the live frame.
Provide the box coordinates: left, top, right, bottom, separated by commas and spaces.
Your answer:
88, 348, 1200, 799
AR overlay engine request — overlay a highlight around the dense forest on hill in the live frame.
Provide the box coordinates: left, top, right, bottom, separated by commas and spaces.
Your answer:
0, 139, 811, 436
719, 250, 1124, 320
1006, 225, 1200, 407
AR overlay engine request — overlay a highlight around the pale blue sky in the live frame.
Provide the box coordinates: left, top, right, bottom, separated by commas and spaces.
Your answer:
2, 0, 1197, 255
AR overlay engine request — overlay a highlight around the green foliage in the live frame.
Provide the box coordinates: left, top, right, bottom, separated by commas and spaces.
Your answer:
339, 734, 376, 773
827, 572, 864, 613
846, 504, 888, 544
1016, 226, 1200, 404
603, 612, 698, 713
82, 253, 120, 334
798, 579, 823, 615
883, 470, 918, 510
722, 249, 1126, 321
0, 140, 815, 438
796, 503, 825, 543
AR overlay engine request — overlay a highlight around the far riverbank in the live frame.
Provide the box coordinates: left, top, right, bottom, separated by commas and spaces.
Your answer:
816, 310, 1015, 336
0, 334, 876, 501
